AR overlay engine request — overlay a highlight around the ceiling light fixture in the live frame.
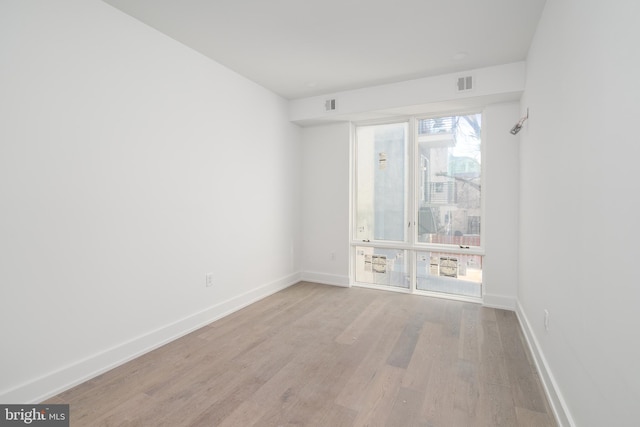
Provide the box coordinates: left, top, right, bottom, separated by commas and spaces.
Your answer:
452, 52, 468, 61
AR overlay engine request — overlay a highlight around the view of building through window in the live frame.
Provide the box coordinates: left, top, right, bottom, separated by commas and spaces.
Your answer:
417, 114, 482, 247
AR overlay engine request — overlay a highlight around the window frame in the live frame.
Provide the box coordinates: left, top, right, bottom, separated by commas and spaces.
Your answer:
350, 111, 485, 301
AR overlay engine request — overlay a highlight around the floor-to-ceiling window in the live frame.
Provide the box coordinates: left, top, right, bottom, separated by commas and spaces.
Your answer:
352, 113, 483, 300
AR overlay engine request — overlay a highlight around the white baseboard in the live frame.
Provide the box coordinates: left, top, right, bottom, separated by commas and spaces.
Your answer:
1, 272, 302, 404
483, 293, 517, 310
300, 271, 350, 287
516, 302, 575, 427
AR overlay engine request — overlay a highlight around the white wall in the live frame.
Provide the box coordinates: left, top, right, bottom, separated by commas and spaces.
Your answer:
482, 103, 521, 309
300, 123, 351, 286
519, 1, 640, 425
0, 0, 301, 403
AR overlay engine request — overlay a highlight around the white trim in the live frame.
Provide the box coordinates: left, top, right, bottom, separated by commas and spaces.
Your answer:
407, 117, 416, 291
352, 282, 412, 294
482, 293, 516, 310
1, 272, 302, 404
516, 301, 576, 427
415, 289, 482, 304
348, 123, 356, 283
301, 271, 351, 287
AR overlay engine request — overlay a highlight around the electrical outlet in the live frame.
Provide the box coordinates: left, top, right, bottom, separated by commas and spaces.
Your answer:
544, 309, 550, 332
205, 273, 214, 288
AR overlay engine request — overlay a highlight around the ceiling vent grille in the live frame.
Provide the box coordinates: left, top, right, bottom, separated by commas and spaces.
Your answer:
325, 98, 337, 112
456, 76, 474, 92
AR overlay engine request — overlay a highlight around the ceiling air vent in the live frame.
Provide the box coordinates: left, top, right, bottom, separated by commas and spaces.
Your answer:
456, 76, 474, 92
325, 98, 337, 112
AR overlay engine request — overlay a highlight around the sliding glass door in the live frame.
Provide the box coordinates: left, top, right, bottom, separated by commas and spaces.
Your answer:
352, 113, 483, 300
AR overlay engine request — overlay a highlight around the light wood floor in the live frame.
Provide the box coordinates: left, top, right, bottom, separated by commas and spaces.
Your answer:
45, 282, 557, 426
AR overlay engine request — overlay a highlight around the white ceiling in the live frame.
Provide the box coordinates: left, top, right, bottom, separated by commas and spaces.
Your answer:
102, 0, 547, 100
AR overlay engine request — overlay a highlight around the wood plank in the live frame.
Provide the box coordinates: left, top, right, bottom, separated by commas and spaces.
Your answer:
334, 310, 407, 410
495, 308, 529, 361
459, 304, 481, 362
264, 342, 361, 427
350, 365, 405, 427
503, 356, 549, 413
401, 320, 440, 391
384, 386, 425, 427
386, 308, 426, 368
478, 319, 510, 386
475, 383, 518, 427
419, 348, 457, 426
451, 359, 481, 426
335, 295, 388, 345
516, 406, 556, 427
